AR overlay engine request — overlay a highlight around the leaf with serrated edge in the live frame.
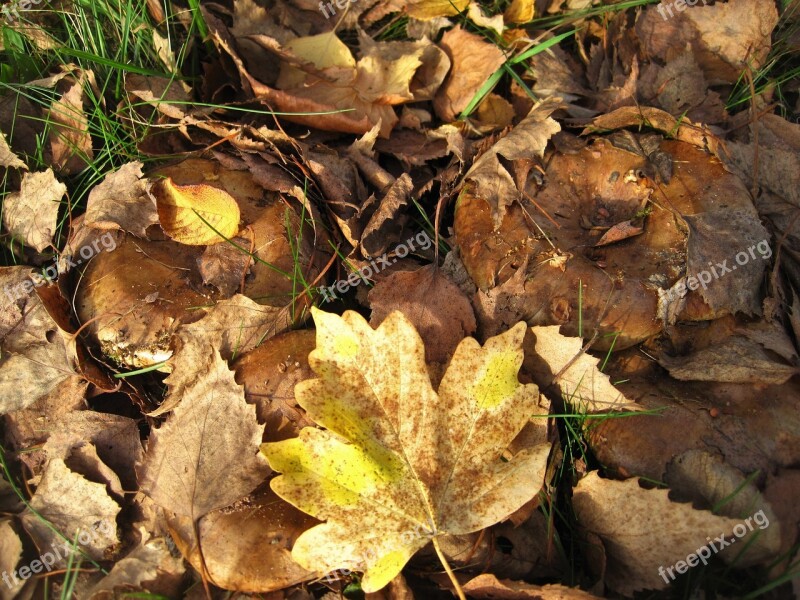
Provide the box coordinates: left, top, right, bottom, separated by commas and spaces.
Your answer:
262, 308, 550, 592
527, 326, 639, 412
138, 349, 269, 518
573, 472, 772, 596
151, 177, 240, 245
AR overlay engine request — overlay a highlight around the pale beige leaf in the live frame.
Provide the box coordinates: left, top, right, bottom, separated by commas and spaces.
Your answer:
526, 326, 638, 412
85, 162, 158, 238
87, 539, 185, 600
0, 131, 26, 170
0, 519, 23, 600
137, 349, 269, 518
573, 472, 758, 595
665, 450, 781, 566
20, 458, 120, 566
0, 268, 79, 415
2, 169, 65, 251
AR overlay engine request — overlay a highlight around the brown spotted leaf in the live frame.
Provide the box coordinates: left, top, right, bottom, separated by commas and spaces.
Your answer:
262, 308, 551, 592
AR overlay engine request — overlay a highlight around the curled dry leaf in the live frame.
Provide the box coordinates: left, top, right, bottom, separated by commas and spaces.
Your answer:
20, 458, 120, 566
84, 162, 158, 238
462, 98, 561, 227
0, 131, 26, 170
2, 169, 65, 252
86, 538, 185, 600
47, 76, 93, 175
433, 26, 506, 122
151, 177, 241, 245
573, 472, 769, 596
262, 308, 551, 592
137, 349, 270, 519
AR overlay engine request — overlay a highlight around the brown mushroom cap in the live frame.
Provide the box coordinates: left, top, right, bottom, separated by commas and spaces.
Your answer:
75, 158, 325, 367
454, 138, 759, 349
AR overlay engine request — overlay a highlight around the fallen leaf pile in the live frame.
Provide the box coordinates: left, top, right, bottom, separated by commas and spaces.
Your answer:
1, 0, 799, 597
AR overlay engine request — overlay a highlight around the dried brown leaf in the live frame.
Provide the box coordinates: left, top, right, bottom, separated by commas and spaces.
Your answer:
20, 458, 120, 566
2, 169, 65, 252
138, 349, 269, 518
573, 472, 762, 595
85, 162, 158, 237
433, 27, 505, 122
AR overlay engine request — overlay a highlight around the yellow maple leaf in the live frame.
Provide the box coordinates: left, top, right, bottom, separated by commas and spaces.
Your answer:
151, 177, 240, 245
261, 308, 551, 593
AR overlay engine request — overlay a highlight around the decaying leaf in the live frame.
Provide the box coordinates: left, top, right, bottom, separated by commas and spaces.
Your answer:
658, 333, 799, 385
573, 472, 773, 595
433, 27, 506, 122
86, 538, 185, 600
233, 329, 317, 444
463, 99, 561, 227
137, 349, 269, 518
262, 308, 551, 592
2, 169, 65, 252
151, 177, 241, 245
0, 269, 80, 415
20, 458, 120, 566
48, 76, 93, 175
84, 162, 158, 238
156, 294, 301, 416
0, 519, 23, 600
463, 574, 603, 599
166, 486, 316, 592
665, 449, 781, 566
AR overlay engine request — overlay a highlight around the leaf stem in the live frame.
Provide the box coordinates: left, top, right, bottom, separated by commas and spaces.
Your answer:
432, 536, 466, 600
